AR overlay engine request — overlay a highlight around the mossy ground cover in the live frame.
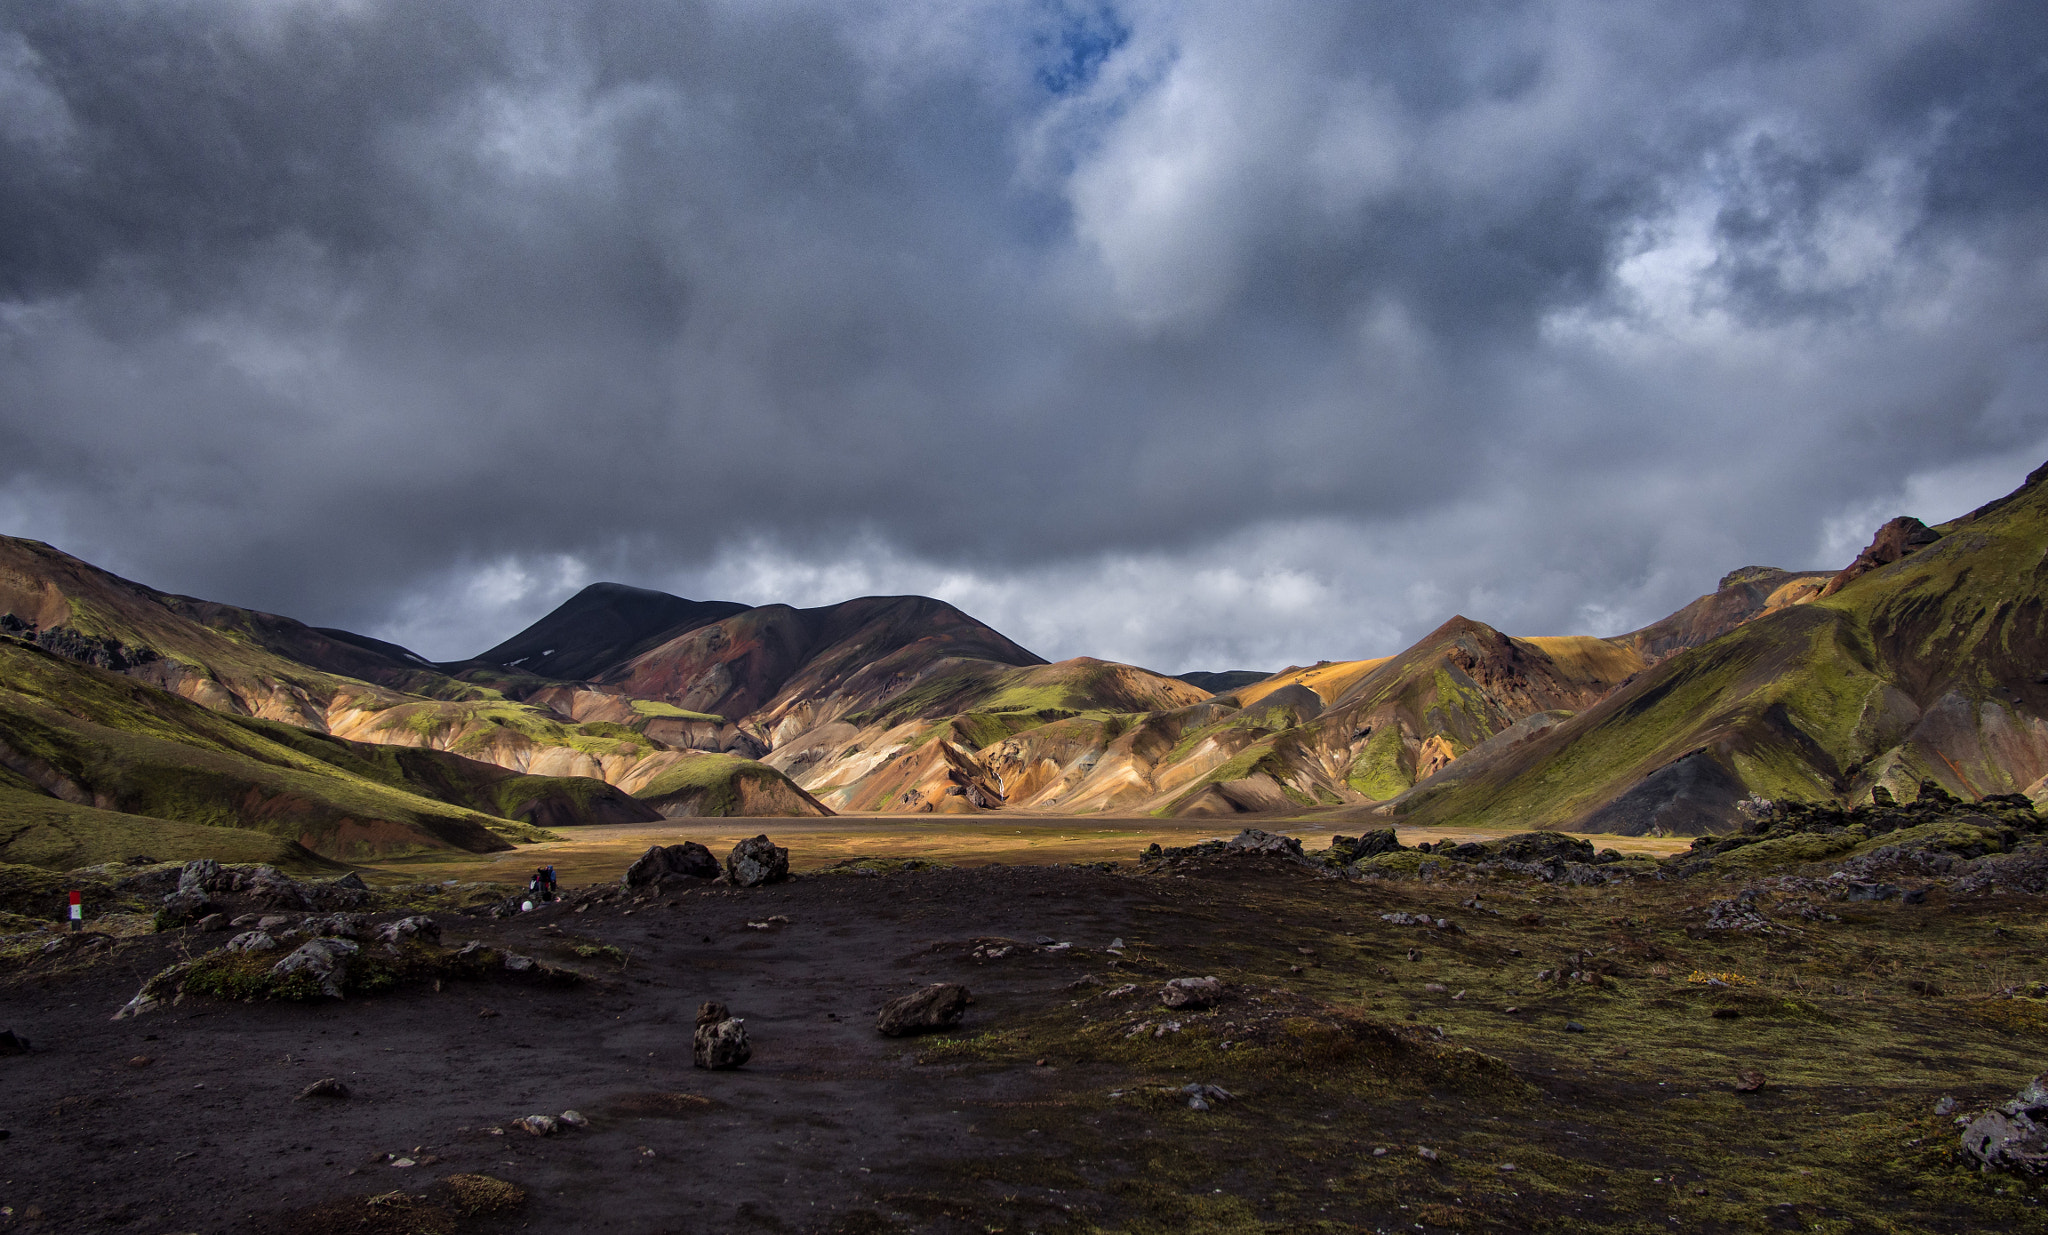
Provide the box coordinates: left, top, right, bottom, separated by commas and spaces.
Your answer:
900, 858, 2048, 1232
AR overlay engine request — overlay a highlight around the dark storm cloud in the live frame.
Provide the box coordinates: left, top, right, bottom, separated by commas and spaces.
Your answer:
2, 0, 2047, 667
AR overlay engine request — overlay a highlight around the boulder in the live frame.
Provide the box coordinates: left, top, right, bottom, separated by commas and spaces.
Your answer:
1962, 1074, 2048, 1175
224, 930, 277, 953
693, 1001, 752, 1069
157, 889, 220, 928
302, 913, 370, 939
270, 938, 360, 999
875, 984, 972, 1037
624, 842, 720, 887
177, 859, 225, 896
374, 915, 440, 944
1225, 829, 1305, 859
725, 836, 790, 887
513, 1114, 560, 1136
296, 1077, 350, 1100
1160, 976, 1223, 1009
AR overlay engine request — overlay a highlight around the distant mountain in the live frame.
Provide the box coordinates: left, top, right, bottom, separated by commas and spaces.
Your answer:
1384, 462, 2048, 832
8, 456, 2045, 857
1175, 670, 1274, 694
467, 583, 749, 681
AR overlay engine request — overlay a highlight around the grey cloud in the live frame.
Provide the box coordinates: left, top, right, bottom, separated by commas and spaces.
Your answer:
2, 0, 2046, 670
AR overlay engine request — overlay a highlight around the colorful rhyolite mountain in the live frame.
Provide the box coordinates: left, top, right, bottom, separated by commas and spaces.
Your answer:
4, 459, 2046, 870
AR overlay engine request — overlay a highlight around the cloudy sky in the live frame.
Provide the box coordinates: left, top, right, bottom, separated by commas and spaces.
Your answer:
3, 1, 2046, 673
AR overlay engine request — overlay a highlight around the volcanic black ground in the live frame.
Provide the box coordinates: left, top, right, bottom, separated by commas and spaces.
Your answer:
4, 856, 2047, 1233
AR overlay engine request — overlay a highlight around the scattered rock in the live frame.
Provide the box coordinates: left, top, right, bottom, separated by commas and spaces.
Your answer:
270, 938, 361, 999
1734, 1070, 1766, 1092
876, 983, 973, 1036
374, 916, 440, 945
297, 1077, 350, 1100
1961, 1073, 2048, 1175
559, 1110, 589, 1128
225, 931, 277, 953
193, 913, 229, 932
1564, 1021, 1588, 1033
1418, 1146, 1439, 1162
624, 843, 720, 887
694, 1001, 752, 1069
725, 836, 790, 887
512, 1114, 560, 1136
0, 1029, 28, 1056
502, 953, 536, 973
1160, 977, 1222, 1009
1701, 892, 1775, 933
1181, 1082, 1232, 1111
127, 1055, 151, 1068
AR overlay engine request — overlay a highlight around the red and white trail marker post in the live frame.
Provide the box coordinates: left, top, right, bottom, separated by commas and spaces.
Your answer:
68, 889, 82, 932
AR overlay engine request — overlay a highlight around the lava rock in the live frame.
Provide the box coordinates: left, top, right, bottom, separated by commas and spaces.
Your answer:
224, 930, 277, 952
297, 1077, 350, 1100
725, 835, 790, 887
374, 915, 440, 944
694, 1001, 752, 1068
624, 842, 720, 887
269, 938, 361, 999
1962, 1073, 2048, 1175
157, 889, 220, 928
875, 983, 973, 1036
1160, 977, 1223, 1009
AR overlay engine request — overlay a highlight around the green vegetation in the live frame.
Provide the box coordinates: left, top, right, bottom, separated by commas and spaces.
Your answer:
1346, 724, 1412, 799
627, 699, 724, 723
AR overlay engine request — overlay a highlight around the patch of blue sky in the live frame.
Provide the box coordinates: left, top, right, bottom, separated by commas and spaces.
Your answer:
1034, 1, 1130, 96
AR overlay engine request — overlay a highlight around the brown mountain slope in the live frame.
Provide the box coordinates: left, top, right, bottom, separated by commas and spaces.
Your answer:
1382, 462, 2048, 834
1609, 566, 1833, 663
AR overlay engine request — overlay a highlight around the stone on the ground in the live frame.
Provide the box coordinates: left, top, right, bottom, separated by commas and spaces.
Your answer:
1734, 1070, 1766, 1092
297, 1077, 350, 1100
513, 1114, 559, 1136
1225, 829, 1305, 859
225, 930, 276, 953
559, 1110, 589, 1128
375, 915, 439, 944
157, 889, 219, 928
624, 842, 720, 887
694, 1001, 752, 1068
269, 938, 360, 999
303, 913, 370, 939
726, 835, 790, 887
1160, 977, 1222, 1009
1961, 1073, 2048, 1175
875, 983, 972, 1036
0, 1029, 28, 1056
193, 913, 229, 932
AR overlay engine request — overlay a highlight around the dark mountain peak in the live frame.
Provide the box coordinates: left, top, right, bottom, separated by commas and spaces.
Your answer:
472, 582, 750, 680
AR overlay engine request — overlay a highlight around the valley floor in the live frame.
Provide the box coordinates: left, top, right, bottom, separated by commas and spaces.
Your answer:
355, 816, 1695, 888
3, 850, 2045, 1233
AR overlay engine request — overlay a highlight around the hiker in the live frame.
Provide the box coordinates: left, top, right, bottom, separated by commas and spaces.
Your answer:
530, 868, 553, 905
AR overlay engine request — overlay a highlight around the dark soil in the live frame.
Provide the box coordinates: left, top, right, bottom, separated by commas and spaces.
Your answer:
3, 857, 2047, 1233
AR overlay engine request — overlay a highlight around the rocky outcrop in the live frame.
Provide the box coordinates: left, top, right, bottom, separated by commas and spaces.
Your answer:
1819, 516, 1943, 598
270, 938, 359, 999
875, 983, 972, 1036
1961, 1074, 2048, 1175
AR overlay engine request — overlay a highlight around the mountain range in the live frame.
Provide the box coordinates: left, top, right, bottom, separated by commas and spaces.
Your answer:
4, 460, 2045, 869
